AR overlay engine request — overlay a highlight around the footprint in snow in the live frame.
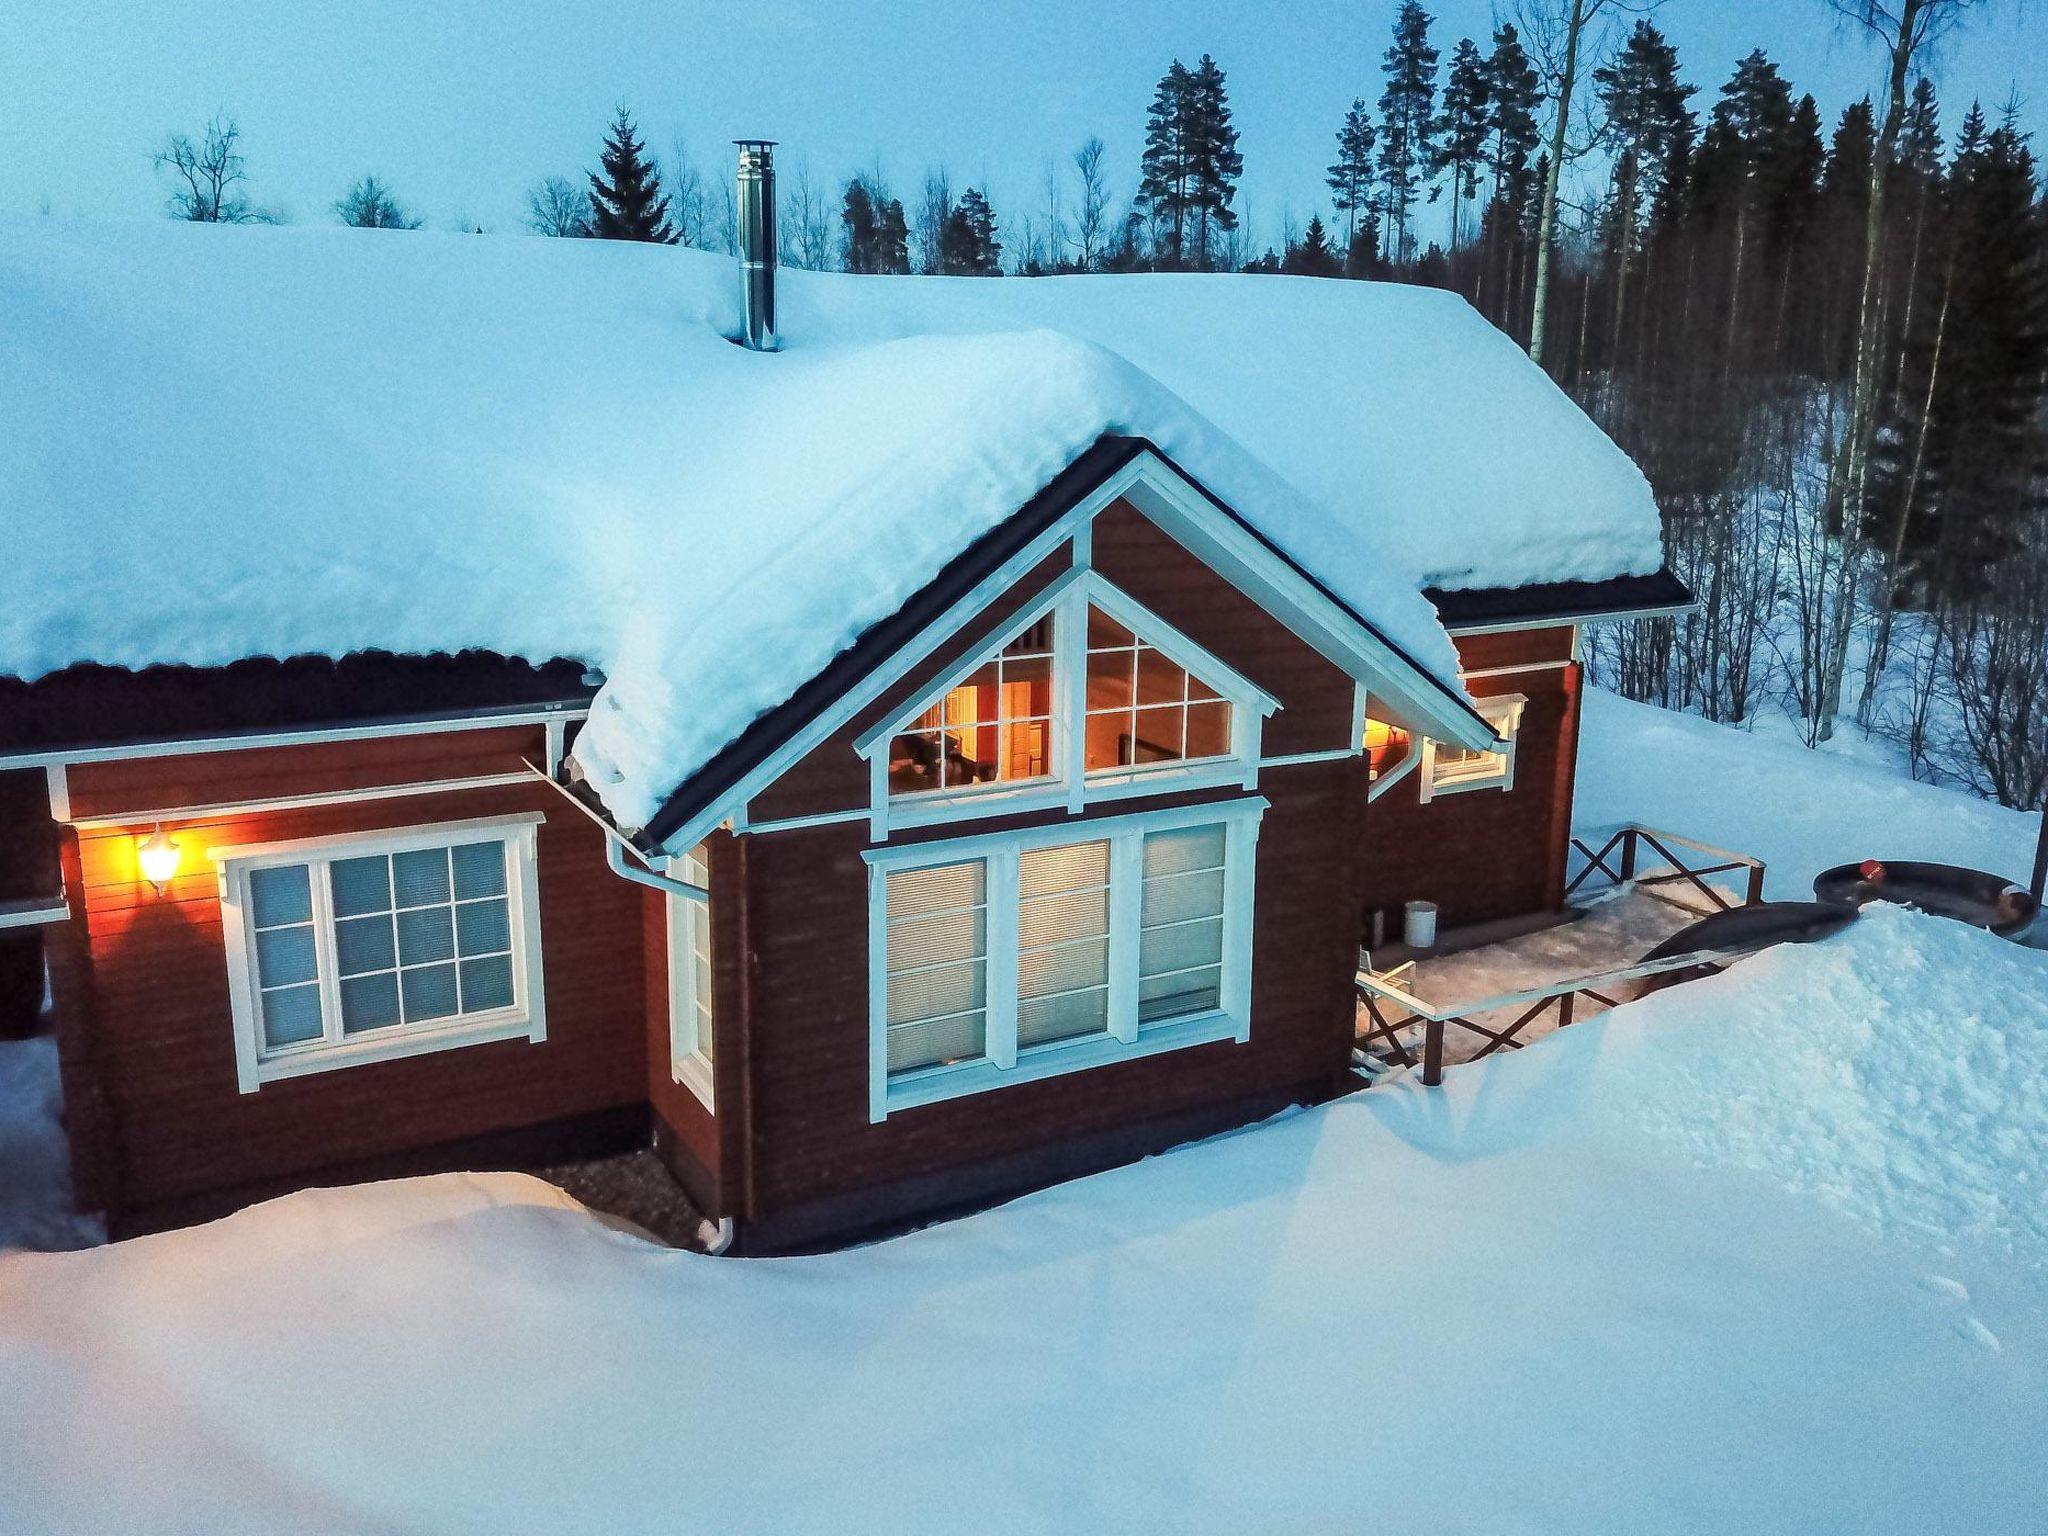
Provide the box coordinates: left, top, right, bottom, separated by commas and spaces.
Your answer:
1953, 1317, 2001, 1353
1920, 1275, 1970, 1302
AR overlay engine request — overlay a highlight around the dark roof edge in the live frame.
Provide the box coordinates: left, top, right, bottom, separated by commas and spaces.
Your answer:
1426, 569, 1695, 631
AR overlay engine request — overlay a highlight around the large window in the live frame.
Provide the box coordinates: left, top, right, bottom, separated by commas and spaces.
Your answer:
869, 800, 1262, 1119
668, 842, 716, 1107
216, 814, 546, 1092
863, 573, 1269, 833
1421, 695, 1525, 802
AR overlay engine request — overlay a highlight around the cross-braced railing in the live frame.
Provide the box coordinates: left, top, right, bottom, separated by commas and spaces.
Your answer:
1565, 823, 1766, 912
1357, 946, 1741, 1087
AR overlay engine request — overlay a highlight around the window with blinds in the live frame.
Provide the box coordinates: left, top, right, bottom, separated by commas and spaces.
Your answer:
872, 803, 1260, 1115
218, 817, 545, 1091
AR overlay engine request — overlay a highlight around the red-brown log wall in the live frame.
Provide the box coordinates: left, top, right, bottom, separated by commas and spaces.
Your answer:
56, 729, 647, 1212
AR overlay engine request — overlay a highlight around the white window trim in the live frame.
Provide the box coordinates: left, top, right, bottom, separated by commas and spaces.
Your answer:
864, 797, 1265, 1122
1419, 694, 1526, 802
212, 812, 547, 1093
665, 849, 716, 1110
854, 568, 1278, 839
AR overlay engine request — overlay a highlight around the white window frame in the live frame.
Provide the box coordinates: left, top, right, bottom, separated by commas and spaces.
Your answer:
864, 797, 1264, 1121
854, 568, 1278, 838
1419, 694, 1526, 802
665, 845, 716, 1109
213, 812, 547, 1093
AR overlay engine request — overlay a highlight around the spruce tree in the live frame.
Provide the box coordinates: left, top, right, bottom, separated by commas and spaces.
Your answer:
1185, 54, 1244, 269
1434, 38, 1491, 251
841, 177, 879, 272
1327, 100, 1379, 251
1377, 1, 1440, 264
875, 195, 911, 274
1482, 22, 1541, 209
587, 109, 675, 243
1137, 59, 1197, 267
1283, 215, 1342, 277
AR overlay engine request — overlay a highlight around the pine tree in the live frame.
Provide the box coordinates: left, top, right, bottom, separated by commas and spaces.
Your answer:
1184, 54, 1244, 269
1327, 100, 1380, 250
1283, 215, 1343, 277
588, 109, 675, 243
1482, 22, 1542, 208
939, 187, 1002, 274
1137, 59, 1197, 267
1377, 0, 1440, 264
1434, 37, 1491, 251
874, 194, 911, 274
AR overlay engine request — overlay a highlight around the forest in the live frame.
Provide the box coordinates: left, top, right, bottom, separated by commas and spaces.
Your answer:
154, 0, 2046, 816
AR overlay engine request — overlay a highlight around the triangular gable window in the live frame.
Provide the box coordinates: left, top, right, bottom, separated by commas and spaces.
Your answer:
864, 569, 1275, 828
1083, 606, 1233, 772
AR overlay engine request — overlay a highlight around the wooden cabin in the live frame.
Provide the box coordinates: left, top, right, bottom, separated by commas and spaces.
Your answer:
0, 190, 1683, 1248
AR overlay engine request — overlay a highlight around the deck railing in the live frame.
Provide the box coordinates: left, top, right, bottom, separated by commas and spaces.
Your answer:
1565, 822, 1766, 911
1356, 945, 1741, 1087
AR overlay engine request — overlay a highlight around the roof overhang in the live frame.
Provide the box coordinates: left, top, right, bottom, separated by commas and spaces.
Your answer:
623, 434, 1492, 856
1427, 570, 1696, 635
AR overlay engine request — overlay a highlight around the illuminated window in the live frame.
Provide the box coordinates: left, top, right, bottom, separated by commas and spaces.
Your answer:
887, 618, 1054, 795
1421, 695, 1526, 800
1084, 606, 1233, 773
1361, 715, 1413, 780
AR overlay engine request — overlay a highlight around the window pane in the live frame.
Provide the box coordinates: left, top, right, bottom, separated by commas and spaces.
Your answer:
888, 906, 986, 973
334, 914, 397, 976
887, 861, 986, 920
1139, 966, 1222, 1023
887, 961, 988, 1028
340, 972, 402, 1034
329, 855, 391, 919
1018, 839, 1109, 898
1018, 987, 1109, 1048
1084, 710, 1130, 771
1141, 867, 1225, 928
1144, 825, 1227, 878
459, 955, 515, 1013
1085, 648, 1135, 713
254, 925, 318, 989
887, 1010, 986, 1073
455, 897, 511, 957
249, 864, 312, 928
887, 730, 949, 795
1018, 887, 1109, 949
451, 841, 508, 899
1184, 701, 1232, 760
261, 983, 325, 1047
1126, 706, 1184, 763
1141, 916, 1224, 977
1086, 606, 1134, 648
392, 848, 451, 908
396, 906, 455, 965
1135, 648, 1186, 707
1018, 936, 1109, 998
401, 963, 459, 1022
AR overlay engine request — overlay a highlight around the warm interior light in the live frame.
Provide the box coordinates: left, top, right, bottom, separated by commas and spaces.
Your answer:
137, 825, 182, 893
1362, 716, 1412, 779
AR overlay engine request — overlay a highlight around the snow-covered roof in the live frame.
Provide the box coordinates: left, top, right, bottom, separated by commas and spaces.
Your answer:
0, 218, 1660, 828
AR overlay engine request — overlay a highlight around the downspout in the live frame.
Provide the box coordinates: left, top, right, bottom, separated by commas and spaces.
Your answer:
522, 757, 707, 904
1367, 733, 1424, 802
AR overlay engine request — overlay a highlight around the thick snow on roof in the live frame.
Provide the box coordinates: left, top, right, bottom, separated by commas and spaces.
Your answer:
1, 218, 1654, 826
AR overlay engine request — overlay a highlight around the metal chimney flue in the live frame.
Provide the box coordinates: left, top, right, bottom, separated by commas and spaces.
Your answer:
735, 139, 779, 351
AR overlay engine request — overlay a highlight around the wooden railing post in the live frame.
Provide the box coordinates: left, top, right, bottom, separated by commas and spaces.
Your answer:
1746, 862, 1766, 906
1422, 1020, 1445, 1087
1619, 828, 1638, 884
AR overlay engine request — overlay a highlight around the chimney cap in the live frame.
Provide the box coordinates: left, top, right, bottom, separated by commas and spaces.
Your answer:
733, 138, 778, 150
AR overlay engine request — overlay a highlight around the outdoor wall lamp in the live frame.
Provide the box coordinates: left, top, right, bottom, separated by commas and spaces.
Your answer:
137, 825, 182, 894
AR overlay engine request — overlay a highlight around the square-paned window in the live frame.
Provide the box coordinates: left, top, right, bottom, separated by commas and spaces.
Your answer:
1422, 695, 1526, 801
216, 816, 546, 1091
1084, 606, 1233, 774
868, 801, 1262, 1119
668, 843, 717, 1107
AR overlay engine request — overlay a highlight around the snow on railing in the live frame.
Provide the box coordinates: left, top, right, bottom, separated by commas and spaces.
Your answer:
1566, 822, 1766, 911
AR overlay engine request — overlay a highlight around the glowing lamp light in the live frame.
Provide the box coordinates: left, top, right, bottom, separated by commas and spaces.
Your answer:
137, 825, 183, 894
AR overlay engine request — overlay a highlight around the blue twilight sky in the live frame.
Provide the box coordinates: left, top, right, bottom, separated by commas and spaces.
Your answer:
1, 1, 2042, 247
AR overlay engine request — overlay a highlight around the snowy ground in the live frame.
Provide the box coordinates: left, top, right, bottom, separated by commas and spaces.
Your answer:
1, 689, 2044, 1533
